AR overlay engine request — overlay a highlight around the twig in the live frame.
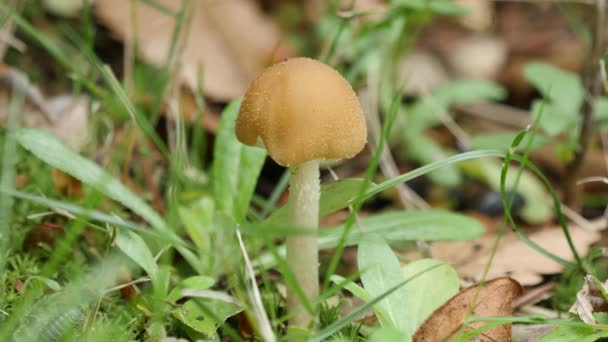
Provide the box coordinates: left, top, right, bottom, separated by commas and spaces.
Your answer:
455, 102, 530, 129
564, 0, 607, 209
363, 70, 429, 210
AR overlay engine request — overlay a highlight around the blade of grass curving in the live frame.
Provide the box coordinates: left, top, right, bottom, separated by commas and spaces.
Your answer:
0, 88, 23, 274
323, 79, 405, 290
0, 5, 107, 98
13, 129, 204, 271
0, 188, 181, 244
458, 315, 608, 341
501, 131, 584, 269
362, 149, 505, 200
309, 263, 443, 342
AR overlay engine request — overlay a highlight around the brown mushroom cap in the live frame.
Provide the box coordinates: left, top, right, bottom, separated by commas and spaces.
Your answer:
235, 57, 367, 167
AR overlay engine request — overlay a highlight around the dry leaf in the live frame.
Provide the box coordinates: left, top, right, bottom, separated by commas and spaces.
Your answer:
0, 65, 94, 151
414, 277, 523, 342
400, 51, 448, 95
455, 0, 493, 31
430, 220, 602, 286
447, 35, 507, 80
569, 275, 608, 324
512, 324, 555, 342
95, 0, 283, 101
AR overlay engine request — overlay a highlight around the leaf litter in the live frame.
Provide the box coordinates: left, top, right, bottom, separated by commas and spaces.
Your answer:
414, 277, 523, 342
94, 0, 284, 101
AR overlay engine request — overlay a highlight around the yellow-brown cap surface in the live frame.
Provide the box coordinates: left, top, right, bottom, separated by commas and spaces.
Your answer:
235, 57, 367, 167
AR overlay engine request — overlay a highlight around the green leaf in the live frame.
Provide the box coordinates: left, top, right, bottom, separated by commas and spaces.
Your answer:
538, 324, 608, 342
14, 128, 168, 233
167, 276, 215, 303
172, 298, 242, 337
115, 230, 158, 282
255, 210, 485, 269
470, 131, 550, 151
524, 62, 583, 114
330, 275, 393, 327
177, 196, 215, 251
460, 159, 553, 223
25, 276, 62, 291
402, 259, 459, 335
369, 327, 411, 342
532, 100, 576, 137
433, 79, 507, 105
358, 234, 408, 329
212, 100, 266, 223
320, 210, 485, 248
267, 178, 373, 224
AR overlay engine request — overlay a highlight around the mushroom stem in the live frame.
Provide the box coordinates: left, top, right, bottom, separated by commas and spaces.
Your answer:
287, 159, 320, 328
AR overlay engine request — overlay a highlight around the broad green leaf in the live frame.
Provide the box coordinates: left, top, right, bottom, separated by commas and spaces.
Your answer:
532, 100, 576, 137
358, 234, 408, 329
369, 327, 411, 342
115, 230, 158, 281
538, 324, 608, 342
14, 128, 167, 233
167, 276, 215, 303
255, 210, 485, 269
460, 159, 553, 223
470, 131, 550, 151
524, 62, 583, 114
177, 196, 215, 251
172, 298, 242, 337
433, 79, 507, 105
12, 130, 206, 272
320, 210, 485, 248
330, 275, 392, 327
267, 178, 373, 224
402, 259, 459, 335
212, 101, 266, 223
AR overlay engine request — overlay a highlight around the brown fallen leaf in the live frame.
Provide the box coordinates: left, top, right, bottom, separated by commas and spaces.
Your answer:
95, 0, 284, 101
0, 64, 94, 151
414, 277, 523, 342
454, 0, 493, 31
429, 219, 602, 286
569, 275, 608, 324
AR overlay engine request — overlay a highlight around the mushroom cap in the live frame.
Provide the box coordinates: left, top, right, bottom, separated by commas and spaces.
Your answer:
235, 57, 367, 167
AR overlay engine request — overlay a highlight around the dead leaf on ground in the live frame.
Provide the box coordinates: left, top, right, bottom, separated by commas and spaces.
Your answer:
569, 275, 608, 324
400, 50, 448, 95
414, 277, 523, 342
511, 324, 555, 342
95, 0, 286, 101
429, 219, 603, 286
0, 64, 94, 151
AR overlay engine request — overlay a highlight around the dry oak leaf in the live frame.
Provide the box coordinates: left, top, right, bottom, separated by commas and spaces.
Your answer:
429, 220, 602, 286
414, 277, 523, 342
569, 275, 608, 325
95, 0, 282, 101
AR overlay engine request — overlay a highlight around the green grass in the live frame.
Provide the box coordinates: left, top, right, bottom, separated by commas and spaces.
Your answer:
0, 1, 604, 341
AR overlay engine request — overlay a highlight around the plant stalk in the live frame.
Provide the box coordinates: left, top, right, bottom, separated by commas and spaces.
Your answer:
287, 159, 320, 328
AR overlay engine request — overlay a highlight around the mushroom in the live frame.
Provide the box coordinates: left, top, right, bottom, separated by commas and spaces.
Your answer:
235, 57, 367, 328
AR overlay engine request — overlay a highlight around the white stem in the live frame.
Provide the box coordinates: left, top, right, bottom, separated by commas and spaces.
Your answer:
286, 159, 320, 329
